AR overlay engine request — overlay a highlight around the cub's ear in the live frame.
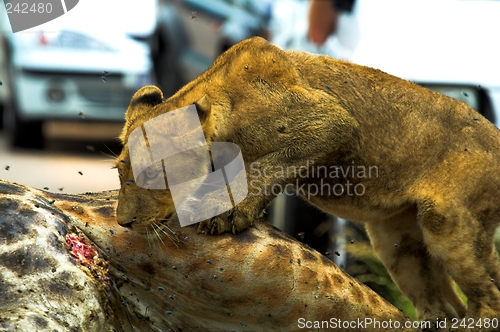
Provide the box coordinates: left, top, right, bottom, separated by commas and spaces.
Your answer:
125, 85, 164, 123
120, 85, 163, 144
194, 95, 211, 123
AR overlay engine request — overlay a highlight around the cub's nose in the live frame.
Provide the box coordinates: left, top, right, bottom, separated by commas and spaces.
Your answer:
117, 216, 136, 229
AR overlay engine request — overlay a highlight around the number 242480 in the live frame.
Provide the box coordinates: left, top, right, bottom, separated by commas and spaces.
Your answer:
6, 3, 53, 14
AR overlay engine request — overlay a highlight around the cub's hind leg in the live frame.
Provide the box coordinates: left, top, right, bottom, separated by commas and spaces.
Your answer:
365, 206, 466, 321
417, 200, 500, 319
475, 210, 500, 292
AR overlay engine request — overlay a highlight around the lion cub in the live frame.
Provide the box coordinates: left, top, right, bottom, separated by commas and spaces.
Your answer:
115, 37, 500, 322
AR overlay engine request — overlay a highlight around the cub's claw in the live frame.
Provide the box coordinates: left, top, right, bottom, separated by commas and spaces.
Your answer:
196, 220, 206, 233
197, 208, 254, 235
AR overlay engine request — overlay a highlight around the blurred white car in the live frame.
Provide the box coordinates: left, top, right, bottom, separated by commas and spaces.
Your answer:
0, 0, 156, 148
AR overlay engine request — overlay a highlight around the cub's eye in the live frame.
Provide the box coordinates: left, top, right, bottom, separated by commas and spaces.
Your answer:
145, 167, 160, 180
137, 163, 165, 189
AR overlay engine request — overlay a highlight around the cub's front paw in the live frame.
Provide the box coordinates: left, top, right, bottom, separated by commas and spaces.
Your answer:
197, 207, 255, 235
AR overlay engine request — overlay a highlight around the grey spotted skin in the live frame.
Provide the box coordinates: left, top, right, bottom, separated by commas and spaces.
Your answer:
0, 182, 114, 331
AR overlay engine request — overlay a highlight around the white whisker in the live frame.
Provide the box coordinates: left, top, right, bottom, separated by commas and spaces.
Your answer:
152, 222, 166, 247
102, 144, 119, 158
152, 218, 180, 248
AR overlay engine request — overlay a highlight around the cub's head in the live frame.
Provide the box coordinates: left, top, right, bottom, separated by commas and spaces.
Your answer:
115, 85, 214, 234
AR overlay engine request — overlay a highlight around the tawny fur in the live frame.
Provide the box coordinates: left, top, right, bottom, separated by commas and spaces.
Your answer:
115, 37, 500, 323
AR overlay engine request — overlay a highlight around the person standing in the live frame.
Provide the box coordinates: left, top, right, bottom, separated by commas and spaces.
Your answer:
308, 0, 355, 46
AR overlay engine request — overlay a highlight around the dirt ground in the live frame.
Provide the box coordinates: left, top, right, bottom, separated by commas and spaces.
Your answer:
0, 121, 123, 194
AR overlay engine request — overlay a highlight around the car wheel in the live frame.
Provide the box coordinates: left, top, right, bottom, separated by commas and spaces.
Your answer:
4, 100, 44, 149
